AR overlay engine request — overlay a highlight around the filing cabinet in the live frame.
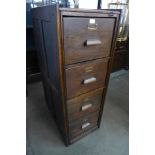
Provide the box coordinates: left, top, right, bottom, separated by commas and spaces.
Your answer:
32, 4, 120, 146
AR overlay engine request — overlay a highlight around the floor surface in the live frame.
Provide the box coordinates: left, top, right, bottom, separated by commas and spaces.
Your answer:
26, 70, 129, 155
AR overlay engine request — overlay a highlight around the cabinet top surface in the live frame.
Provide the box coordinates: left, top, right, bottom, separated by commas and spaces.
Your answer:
59, 7, 121, 15
32, 4, 121, 15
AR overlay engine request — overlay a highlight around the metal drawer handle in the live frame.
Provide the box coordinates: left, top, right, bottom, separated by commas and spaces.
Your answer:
81, 104, 93, 111
85, 39, 101, 46
88, 23, 98, 30
81, 122, 90, 129
83, 77, 96, 84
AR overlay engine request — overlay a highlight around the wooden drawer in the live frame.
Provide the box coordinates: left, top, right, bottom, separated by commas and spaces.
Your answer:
69, 112, 99, 140
65, 58, 109, 99
67, 88, 103, 123
63, 17, 115, 64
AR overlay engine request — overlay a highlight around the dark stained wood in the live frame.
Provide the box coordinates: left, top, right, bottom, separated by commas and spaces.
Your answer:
65, 58, 109, 99
60, 8, 120, 18
56, 4, 69, 145
59, 7, 120, 14
60, 10, 120, 143
32, 4, 69, 145
69, 111, 99, 140
67, 88, 103, 123
69, 126, 98, 144
63, 17, 115, 64
32, 4, 120, 146
26, 50, 41, 83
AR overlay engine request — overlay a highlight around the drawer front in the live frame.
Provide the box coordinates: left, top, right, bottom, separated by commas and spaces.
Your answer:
67, 88, 103, 123
69, 112, 99, 140
63, 17, 115, 64
65, 58, 109, 99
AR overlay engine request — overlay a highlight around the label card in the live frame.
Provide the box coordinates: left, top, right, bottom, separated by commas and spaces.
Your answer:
89, 19, 95, 24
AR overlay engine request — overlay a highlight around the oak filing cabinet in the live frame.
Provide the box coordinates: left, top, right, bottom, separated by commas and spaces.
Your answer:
32, 4, 120, 146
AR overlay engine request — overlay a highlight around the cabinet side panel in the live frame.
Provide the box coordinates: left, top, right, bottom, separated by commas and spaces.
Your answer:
42, 20, 67, 140
32, 18, 53, 113
42, 21, 60, 88
32, 5, 68, 144
32, 19, 48, 75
